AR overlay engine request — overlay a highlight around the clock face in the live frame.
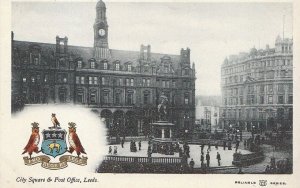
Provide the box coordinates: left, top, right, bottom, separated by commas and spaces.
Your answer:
99, 29, 106, 36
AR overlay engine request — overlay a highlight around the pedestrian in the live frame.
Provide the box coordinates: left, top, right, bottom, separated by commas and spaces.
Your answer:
147, 149, 152, 158
179, 147, 183, 157
228, 141, 232, 150
130, 140, 133, 152
206, 152, 210, 167
138, 140, 142, 150
108, 146, 112, 154
186, 144, 190, 158
121, 138, 124, 148
216, 152, 221, 166
223, 141, 226, 150
133, 140, 137, 152
189, 158, 195, 171
235, 140, 240, 152
200, 153, 204, 167
113, 146, 118, 155
240, 131, 242, 141
201, 144, 205, 152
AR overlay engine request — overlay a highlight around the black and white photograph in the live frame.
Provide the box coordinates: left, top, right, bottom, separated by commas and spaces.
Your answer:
1, 0, 299, 187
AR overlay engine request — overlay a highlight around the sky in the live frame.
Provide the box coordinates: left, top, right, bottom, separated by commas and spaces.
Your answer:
11, 1, 293, 96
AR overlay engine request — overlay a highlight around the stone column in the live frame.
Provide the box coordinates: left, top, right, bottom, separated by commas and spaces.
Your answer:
170, 129, 172, 138
162, 128, 165, 139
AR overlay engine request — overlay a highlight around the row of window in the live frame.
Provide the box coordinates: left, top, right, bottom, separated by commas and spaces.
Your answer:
279, 45, 292, 53
75, 91, 191, 105
224, 70, 292, 85
223, 108, 292, 119
75, 76, 192, 88
224, 95, 293, 105
21, 74, 193, 90
77, 61, 192, 76
22, 74, 67, 84
223, 58, 293, 75
225, 84, 293, 96
77, 60, 132, 71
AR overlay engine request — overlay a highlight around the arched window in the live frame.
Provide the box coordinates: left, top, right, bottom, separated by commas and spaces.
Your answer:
128, 64, 132, 72
89, 89, 97, 104
115, 90, 122, 105
77, 60, 82, 69
184, 93, 190, 105
115, 62, 120, 71
143, 90, 150, 104
91, 61, 95, 69
76, 88, 84, 104
126, 90, 134, 105
58, 87, 67, 103
102, 90, 110, 104
103, 62, 108, 70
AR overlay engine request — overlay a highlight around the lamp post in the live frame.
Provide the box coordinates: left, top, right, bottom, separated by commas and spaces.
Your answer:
183, 114, 190, 140
185, 129, 188, 142
265, 109, 269, 131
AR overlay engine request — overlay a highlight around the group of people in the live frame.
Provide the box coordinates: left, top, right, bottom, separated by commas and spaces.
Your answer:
130, 140, 142, 152
108, 139, 142, 154
199, 143, 222, 167
108, 146, 118, 155
188, 151, 221, 169
108, 140, 224, 168
244, 134, 262, 152
183, 143, 190, 158
265, 158, 292, 174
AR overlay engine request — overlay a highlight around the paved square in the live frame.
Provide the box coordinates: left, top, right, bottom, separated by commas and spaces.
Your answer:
106, 141, 252, 167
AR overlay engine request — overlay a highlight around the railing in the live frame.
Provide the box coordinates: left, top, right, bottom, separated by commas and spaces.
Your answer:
186, 139, 226, 146
103, 155, 182, 164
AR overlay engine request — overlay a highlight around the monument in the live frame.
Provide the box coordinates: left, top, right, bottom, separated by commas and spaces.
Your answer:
150, 93, 179, 155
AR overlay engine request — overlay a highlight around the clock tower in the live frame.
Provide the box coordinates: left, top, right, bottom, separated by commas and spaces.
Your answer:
94, 0, 111, 59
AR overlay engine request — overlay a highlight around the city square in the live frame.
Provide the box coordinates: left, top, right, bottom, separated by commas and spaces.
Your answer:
11, 0, 293, 174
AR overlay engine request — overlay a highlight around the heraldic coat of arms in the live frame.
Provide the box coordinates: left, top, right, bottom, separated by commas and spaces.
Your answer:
22, 114, 88, 170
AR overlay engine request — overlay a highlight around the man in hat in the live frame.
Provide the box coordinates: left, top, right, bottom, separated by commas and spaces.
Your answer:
216, 152, 221, 166
200, 152, 204, 167
206, 152, 210, 167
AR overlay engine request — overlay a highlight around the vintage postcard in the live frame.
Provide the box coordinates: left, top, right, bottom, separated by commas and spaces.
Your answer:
0, 0, 299, 187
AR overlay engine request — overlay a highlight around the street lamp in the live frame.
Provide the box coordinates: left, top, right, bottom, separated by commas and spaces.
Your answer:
185, 129, 188, 141
265, 109, 269, 131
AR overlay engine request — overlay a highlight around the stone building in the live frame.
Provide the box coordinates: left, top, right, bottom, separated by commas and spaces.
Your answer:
196, 106, 220, 131
220, 36, 293, 131
195, 96, 221, 131
11, 0, 196, 137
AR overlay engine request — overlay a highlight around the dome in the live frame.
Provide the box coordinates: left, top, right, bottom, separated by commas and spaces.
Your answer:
96, 0, 106, 8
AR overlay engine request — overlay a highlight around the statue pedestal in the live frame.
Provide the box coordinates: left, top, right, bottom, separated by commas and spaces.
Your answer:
150, 121, 178, 155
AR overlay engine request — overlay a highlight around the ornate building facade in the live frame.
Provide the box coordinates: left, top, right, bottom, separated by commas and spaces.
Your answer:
11, 0, 196, 137
220, 36, 293, 131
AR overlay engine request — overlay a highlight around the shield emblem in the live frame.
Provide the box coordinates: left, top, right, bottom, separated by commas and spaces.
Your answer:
41, 129, 67, 158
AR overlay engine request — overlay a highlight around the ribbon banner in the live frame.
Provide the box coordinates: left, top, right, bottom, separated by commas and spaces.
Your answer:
23, 155, 88, 170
